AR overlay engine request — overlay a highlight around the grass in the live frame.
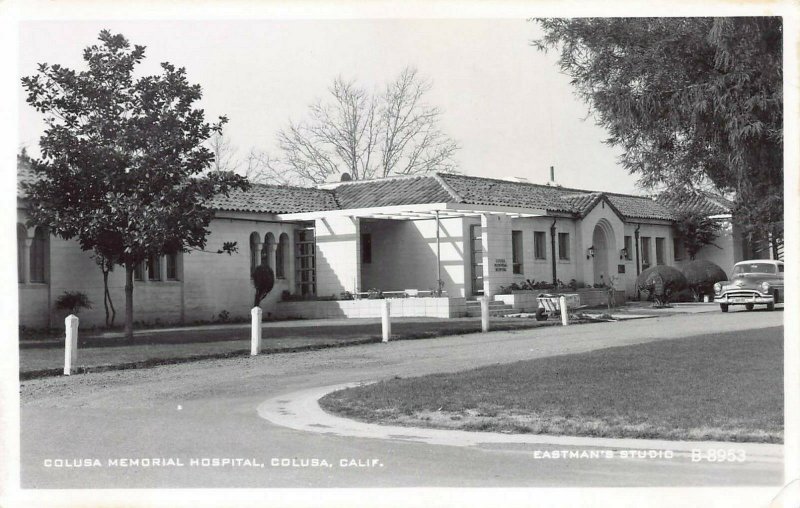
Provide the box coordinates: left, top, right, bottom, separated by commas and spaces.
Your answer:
320, 328, 784, 443
18, 317, 565, 378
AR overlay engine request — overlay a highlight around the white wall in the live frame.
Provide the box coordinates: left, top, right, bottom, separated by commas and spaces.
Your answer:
360, 217, 466, 297
314, 216, 360, 298
17, 206, 299, 328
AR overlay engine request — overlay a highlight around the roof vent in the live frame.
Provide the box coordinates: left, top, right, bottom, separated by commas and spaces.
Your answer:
340, 173, 352, 182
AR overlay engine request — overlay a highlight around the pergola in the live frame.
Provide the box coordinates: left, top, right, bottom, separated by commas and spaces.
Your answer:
277, 202, 547, 294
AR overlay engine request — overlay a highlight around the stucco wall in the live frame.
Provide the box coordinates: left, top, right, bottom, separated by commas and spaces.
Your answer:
17, 207, 299, 328
360, 217, 466, 297
314, 216, 360, 298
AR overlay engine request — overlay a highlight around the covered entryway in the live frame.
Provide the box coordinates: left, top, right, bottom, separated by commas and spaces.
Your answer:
591, 219, 616, 286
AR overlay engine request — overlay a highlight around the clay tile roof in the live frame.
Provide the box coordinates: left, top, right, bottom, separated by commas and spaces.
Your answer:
332, 175, 453, 209
655, 191, 733, 216
559, 192, 603, 215
435, 173, 578, 213
211, 183, 339, 214
605, 194, 676, 221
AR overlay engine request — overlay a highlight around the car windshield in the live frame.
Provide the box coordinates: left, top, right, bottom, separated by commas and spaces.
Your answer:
733, 263, 776, 275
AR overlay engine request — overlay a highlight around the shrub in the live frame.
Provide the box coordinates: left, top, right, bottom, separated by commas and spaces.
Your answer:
635, 265, 687, 307
681, 260, 727, 301
251, 264, 275, 307
55, 291, 92, 315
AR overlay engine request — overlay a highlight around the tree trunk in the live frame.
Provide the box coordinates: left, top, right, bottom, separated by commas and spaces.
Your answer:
771, 229, 780, 260
103, 269, 110, 327
124, 263, 134, 343
101, 267, 117, 328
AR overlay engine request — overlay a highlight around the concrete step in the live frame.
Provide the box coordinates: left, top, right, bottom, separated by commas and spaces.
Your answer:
464, 301, 516, 317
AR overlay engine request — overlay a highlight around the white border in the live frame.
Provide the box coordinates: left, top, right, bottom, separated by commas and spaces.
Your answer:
1, 2, 797, 507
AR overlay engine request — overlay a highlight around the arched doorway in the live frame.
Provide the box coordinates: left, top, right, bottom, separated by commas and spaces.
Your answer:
591, 220, 616, 286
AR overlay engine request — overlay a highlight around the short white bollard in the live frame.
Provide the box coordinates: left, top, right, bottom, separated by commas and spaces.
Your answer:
381, 299, 391, 342
559, 296, 569, 326
481, 296, 490, 332
64, 314, 79, 376
251, 307, 262, 356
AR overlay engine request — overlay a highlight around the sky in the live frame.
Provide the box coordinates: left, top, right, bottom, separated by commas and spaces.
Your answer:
17, 19, 642, 194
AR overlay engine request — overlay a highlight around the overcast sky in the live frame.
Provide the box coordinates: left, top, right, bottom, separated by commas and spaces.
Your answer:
17, 19, 642, 194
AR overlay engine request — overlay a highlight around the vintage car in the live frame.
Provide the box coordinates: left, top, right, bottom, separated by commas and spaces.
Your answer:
714, 259, 784, 312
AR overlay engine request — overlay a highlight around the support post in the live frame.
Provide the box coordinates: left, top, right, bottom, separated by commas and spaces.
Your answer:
381, 299, 391, 342
251, 307, 262, 355
435, 211, 442, 293
559, 296, 569, 326
481, 296, 490, 332
63, 314, 79, 375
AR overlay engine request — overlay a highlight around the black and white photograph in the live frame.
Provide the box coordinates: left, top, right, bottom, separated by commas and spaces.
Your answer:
1, 2, 797, 507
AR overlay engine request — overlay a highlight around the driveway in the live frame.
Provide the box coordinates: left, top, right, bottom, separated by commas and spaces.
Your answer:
17, 310, 783, 494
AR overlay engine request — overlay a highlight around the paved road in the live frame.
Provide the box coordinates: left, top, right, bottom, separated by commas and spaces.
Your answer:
18, 309, 783, 491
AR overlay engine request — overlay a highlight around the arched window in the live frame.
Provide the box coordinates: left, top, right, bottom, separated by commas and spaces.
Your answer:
249, 232, 261, 273
30, 227, 48, 283
263, 233, 276, 269
17, 224, 26, 283
276, 233, 289, 279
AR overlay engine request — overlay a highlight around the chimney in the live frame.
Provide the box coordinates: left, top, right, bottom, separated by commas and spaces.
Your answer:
340, 172, 352, 182
549, 166, 555, 184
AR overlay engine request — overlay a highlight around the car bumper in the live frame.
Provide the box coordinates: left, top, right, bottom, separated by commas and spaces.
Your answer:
716, 293, 774, 305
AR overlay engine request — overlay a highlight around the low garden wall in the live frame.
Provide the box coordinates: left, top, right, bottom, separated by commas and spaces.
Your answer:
494, 288, 626, 311
275, 297, 467, 319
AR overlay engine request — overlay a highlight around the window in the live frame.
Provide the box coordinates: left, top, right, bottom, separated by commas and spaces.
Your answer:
673, 238, 683, 262
641, 236, 651, 268
655, 237, 665, 265
778, 264, 784, 273
249, 232, 261, 273
624, 236, 633, 261
30, 227, 48, 283
276, 233, 289, 279
361, 233, 372, 264
17, 224, 26, 283
295, 229, 316, 295
511, 230, 523, 274
534, 231, 547, 260
166, 253, 179, 280
558, 232, 570, 261
263, 233, 275, 269
147, 254, 161, 281
134, 261, 145, 281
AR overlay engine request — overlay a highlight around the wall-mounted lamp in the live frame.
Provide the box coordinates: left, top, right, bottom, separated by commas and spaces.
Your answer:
619, 247, 628, 260
586, 246, 595, 259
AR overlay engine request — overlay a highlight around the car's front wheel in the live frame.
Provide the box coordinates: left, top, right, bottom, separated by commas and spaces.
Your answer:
720, 303, 729, 313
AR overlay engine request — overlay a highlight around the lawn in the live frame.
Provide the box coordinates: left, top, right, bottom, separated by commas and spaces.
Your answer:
320, 328, 783, 443
18, 317, 562, 378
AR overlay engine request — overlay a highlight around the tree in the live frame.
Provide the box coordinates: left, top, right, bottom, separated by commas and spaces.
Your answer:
534, 18, 783, 256
251, 264, 275, 307
681, 259, 727, 301
635, 265, 687, 307
673, 209, 723, 260
270, 67, 459, 184
22, 30, 249, 341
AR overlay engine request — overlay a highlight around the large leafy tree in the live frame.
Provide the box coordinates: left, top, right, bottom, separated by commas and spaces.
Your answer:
22, 30, 248, 340
534, 18, 783, 257
673, 209, 722, 260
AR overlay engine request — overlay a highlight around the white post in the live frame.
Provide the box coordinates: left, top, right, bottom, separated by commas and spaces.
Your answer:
560, 296, 569, 326
251, 307, 262, 355
381, 299, 391, 342
481, 296, 490, 332
63, 314, 79, 376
